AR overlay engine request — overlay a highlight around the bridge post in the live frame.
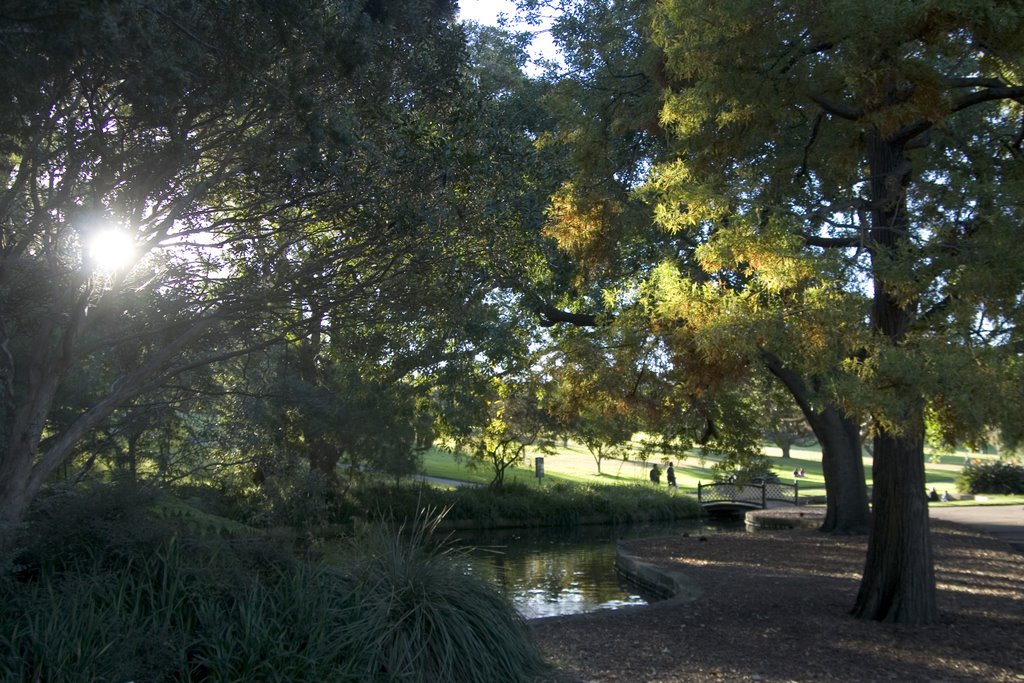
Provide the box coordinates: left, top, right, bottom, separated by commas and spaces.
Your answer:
697, 482, 703, 505
761, 484, 766, 509
794, 480, 799, 505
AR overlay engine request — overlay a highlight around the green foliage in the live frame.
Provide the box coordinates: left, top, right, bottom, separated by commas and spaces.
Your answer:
236, 468, 357, 530
234, 348, 428, 485
645, 0, 1024, 441
712, 454, 777, 484
446, 374, 556, 487
956, 460, 1024, 495
542, 330, 642, 473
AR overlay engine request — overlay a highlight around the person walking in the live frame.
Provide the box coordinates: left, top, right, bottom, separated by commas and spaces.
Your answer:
666, 462, 677, 488
649, 464, 661, 485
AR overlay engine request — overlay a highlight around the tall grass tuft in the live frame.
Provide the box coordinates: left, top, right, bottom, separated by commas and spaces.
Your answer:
2, 539, 195, 681
187, 561, 362, 681
337, 511, 548, 682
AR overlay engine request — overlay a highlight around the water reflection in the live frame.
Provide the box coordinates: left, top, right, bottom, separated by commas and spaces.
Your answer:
453, 519, 740, 620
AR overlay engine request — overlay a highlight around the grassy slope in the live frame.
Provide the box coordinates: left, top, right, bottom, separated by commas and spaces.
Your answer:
420, 444, 1024, 505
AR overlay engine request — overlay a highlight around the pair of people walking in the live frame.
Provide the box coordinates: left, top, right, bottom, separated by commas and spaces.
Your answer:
650, 462, 677, 488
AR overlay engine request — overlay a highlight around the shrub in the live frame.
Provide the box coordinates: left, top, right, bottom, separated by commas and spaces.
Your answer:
236, 468, 358, 529
956, 460, 1024, 495
425, 481, 701, 527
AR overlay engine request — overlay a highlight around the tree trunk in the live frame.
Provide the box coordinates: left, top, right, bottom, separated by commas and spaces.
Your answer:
761, 352, 870, 535
0, 448, 34, 546
851, 426, 936, 622
851, 131, 937, 624
811, 408, 871, 535
127, 432, 139, 482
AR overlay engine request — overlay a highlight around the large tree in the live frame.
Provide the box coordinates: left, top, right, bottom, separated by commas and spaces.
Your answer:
648, 0, 1024, 623
520, 0, 872, 533
0, 0, 468, 528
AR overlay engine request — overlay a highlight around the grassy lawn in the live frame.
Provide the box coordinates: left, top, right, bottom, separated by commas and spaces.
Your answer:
419, 442, 1017, 504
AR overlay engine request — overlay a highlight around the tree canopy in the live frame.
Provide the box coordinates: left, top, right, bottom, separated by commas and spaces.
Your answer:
0, 0, 477, 525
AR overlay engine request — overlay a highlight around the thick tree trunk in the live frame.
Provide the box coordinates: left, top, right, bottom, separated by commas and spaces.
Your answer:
851, 131, 937, 624
812, 408, 870, 535
851, 426, 936, 622
761, 352, 870, 535
0, 447, 34, 547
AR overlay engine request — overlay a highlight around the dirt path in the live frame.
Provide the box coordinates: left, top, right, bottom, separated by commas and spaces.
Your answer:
532, 522, 1024, 682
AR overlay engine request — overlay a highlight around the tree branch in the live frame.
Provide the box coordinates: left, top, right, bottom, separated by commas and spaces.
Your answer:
801, 234, 862, 249
888, 119, 933, 146
953, 85, 1024, 112
884, 85, 1024, 146
945, 77, 1007, 89
808, 92, 864, 120
760, 350, 817, 420
533, 301, 600, 327
797, 110, 825, 178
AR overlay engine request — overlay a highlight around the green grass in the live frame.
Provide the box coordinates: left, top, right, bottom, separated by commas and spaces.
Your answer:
421, 445, 826, 493
421, 443, 1011, 503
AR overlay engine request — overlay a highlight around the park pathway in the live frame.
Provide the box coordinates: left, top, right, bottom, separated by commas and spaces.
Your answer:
929, 504, 1024, 553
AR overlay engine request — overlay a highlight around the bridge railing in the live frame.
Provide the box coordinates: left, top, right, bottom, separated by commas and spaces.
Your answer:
697, 481, 800, 508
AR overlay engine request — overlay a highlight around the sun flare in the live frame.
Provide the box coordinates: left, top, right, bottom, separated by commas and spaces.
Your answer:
87, 228, 136, 272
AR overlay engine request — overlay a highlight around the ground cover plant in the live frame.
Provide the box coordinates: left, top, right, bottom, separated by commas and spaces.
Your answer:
0, 485, 546, 682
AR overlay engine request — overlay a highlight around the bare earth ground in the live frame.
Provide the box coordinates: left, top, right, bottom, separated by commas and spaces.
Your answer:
531, 522, 1024, 682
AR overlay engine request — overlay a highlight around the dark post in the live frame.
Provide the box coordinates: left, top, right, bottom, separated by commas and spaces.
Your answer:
761, 483, 767, 509
698, 482, 703, 505
795, 480, 799, 506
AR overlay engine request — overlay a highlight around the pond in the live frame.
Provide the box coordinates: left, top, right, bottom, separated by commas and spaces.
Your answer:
451, 519, 743, 620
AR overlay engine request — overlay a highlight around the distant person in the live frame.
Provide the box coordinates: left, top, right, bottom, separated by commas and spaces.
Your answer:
941, 490, 950, 502
666, 462, 677, 488
797, 468, 805, 478
928, 486, 940, 502
649, 464, 661, 485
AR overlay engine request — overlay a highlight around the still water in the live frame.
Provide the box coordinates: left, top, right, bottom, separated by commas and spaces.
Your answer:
452, 519, 741, 620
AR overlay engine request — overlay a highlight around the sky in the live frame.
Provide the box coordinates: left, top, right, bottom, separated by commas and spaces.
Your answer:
457, 0, 519, 26
457, 0, 560, 69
